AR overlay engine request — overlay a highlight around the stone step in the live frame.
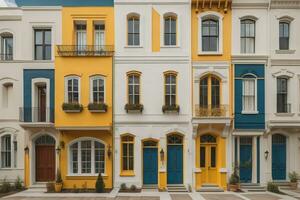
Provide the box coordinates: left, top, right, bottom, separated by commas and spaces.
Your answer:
142, 184, 157, 189
201, 184, 219, 187
198, 184, 224, 192
167, 184, 188, 192
240, 183, 266, 192
29, 183, 47, 189
273, 181, 291, 186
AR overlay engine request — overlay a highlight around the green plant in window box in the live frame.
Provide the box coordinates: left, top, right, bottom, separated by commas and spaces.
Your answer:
162, 104, 180, 113
62, 102, 83, 112
54, 169, 63, 192
88, 102, 108, 112
124, 103, 143, 113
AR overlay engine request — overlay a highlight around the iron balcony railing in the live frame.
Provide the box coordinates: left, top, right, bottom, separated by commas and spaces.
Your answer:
195, 104, 228, 117
57, 45, 114, 57
277, 103, 291, 114
19, 107, 54, 123
0, 54, 13, 61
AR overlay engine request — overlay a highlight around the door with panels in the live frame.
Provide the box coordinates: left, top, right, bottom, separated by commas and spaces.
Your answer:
143, 140, 158, 185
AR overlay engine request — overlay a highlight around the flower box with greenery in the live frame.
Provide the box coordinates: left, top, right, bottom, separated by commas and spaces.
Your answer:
88, 102, 108, 113
54, 169, 63, 192
62, 102, 83, 113
124, 103, 143, 113
228, 165, 240, 192
162, 104, 180, 113
289, 171, 299, 190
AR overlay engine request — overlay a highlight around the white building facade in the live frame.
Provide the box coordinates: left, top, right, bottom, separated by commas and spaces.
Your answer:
114, 0, 191, 190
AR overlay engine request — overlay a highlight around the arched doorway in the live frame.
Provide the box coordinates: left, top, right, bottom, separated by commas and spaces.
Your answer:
167, 134, 183, 184
143, 140, 158, 185
272, 134, 286, 180
200, 134, 217, 184
35, 135, 55, 182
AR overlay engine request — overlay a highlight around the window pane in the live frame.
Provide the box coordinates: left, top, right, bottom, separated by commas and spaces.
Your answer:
35, 46, 43, 60
45, 45, 51, 60
200, 146, 205, 168
45, 31, 51, 45
171, 19, 176, 33
134, 34, 140, 46
211, 146, 216, 168
134, 19, 139, 33
171, 34, 176, 45
35, 31, 43, 44
164, 19, 170, 34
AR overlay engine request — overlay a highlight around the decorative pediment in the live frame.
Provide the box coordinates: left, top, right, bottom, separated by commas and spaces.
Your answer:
0, 127, 18, 134
272, 69, 294, 78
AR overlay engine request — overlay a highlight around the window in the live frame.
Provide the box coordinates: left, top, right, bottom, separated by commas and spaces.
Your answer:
70, 139, 105, 174
121, 135, 134, 171
242, 77, 256, 112
279, 22, 289, 50
128, 73, 140, 105
94, 23, 105, 49
164, 15, 176, 46
34, 29, 51, 60
127, 15, 140, 46
1, 135, 11, 168
199, 75, 220, 108
65, 76, 80, 103
277, 77, 289, 113
90, 76, 105, 103
202, 19, 219, 52
76, 23, 87, 53
165, 73, 177, 106
241, 19, 255, 54
0, 33, 13, 60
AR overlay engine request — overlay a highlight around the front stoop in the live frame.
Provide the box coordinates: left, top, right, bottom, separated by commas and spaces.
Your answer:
240, 183, 266, 192
142, 184, 158, 189
197, 184, 224, 192
167, 184, 188, 192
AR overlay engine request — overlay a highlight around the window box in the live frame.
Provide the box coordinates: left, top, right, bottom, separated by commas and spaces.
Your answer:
88, 102, 108, 113
125, 103, 143, 113
62, 103, 83, 113
162, 104, 180, 113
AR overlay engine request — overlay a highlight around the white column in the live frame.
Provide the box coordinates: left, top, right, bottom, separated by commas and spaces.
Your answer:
252, 136, 257, 183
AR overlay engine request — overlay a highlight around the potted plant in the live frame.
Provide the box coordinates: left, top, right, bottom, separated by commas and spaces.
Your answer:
228, 166, 240, 192
289, 171, 299, 189
54, 169, 63, 192
124, 103, 143, 113
88, 102, 108, 113
62, 102, 83, 112
162, 104, 180, 113
95, 173, 105, 193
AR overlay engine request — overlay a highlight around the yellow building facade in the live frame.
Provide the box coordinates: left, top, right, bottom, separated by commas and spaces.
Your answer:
191, 0, 232, 190
55, 7, 114, 189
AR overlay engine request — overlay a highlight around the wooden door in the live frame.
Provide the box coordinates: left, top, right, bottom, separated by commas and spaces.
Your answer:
200, 144, 217, 184
36, 145, 55, 182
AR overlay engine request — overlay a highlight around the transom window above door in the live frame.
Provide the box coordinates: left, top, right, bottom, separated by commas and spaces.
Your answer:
34, 29, 51, 60
167, 134, 183, 144
200, 134, 216, 143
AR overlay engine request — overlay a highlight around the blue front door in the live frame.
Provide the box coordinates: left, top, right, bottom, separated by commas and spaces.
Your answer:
143, 148, 158, 184
272, 134, 286, 180
239, 137, 252, 183
167, 145, 183, 184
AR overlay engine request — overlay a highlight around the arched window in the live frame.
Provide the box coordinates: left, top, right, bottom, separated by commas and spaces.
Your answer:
35, 135, 55, 145
200, 134, 216, 143
241, 19, 255, 54
202, 19, 219, 52
65, 76, 80, 103
127, 14, 140, 46
121, 135, 134, 171
1, 135, 11, 168
0, 32, 13, 60
69, 138, 105, 174
279, 22, 289, 50
199, 75, 220, 109
242, 74, 257, 113
90, 76, 105, 103
164, 14, 177, 46
164, 72, 177, 106
127, 72, 140, 105
167, 134, 183, 144
277, 77, 289, 113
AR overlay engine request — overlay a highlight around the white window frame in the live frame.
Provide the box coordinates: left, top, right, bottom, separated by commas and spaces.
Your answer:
198, 11, 223, 55
127, 13, 140, 47
0, 32, 13, 60
89, 75, 106, 103
68, 137, 106, 176
0, 134, 15, 169
64, 76, 81, 103
162, 12, 178, 47
241, 74, 258, 114
94, 21, 105, 48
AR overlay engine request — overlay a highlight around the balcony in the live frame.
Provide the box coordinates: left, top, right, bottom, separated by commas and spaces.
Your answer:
19, 107, 54, 124
0, 54, 13, 61
194, 104, 228, 117
57, 45, 114, 57
192, 0, 231, 12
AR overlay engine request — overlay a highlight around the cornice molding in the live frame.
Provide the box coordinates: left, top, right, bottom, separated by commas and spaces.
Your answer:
271, 59, 300, 66
232, 2, 269, 9
270, 0, 300, 9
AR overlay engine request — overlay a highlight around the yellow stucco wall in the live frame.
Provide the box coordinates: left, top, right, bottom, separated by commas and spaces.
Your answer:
152, 8, 160, 52
59, 131, 113, 189
24, 152, 30, 188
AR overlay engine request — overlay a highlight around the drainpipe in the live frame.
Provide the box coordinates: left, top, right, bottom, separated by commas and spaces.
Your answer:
112, 51, 115, 189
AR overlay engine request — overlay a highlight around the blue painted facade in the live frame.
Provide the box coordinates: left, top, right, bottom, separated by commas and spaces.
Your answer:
15, 0, 113, 6
23, 69, 55, 122
234, 64, 265, 129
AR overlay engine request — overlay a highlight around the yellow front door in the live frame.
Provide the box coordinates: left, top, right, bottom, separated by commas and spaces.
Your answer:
200, 134, 217, 184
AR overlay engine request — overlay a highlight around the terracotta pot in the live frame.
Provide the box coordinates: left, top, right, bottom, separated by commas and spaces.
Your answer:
291, 182, 298, 190
228, 184, 239, 192
54, 183, 63, 192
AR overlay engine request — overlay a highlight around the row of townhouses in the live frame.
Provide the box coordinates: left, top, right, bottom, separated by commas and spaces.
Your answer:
0, 0, 300, 192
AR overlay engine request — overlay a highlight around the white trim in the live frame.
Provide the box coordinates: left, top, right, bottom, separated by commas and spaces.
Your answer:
64, 75, 81, 103
161, 12, 180, 48
126, 12, 142, 47
241, 76, 258, 114
68, 137, 107, 176
197, 11, 223, 55
89, 75, 106, 104
0, 133, 17, 169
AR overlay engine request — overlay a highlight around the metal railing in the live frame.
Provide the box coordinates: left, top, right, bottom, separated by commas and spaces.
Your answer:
57, 45, 114, 57
0, 54, 13, 61
195, 104, 228, 117
277, 103, 291, 114
19, 107, 54, 123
